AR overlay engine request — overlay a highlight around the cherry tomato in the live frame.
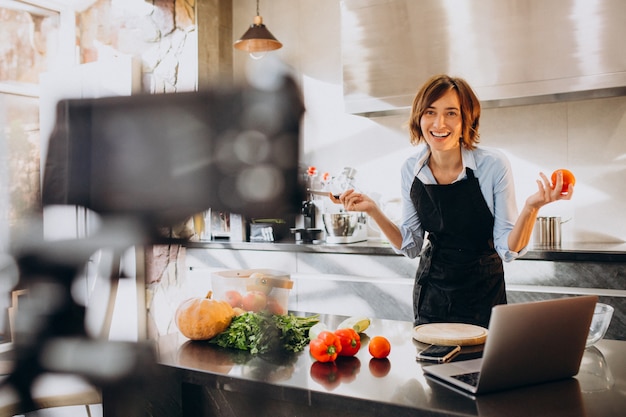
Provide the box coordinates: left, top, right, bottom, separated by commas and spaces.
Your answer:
551, 169, 576, 194
334, 328, 361, 357
368, 336, 391, 359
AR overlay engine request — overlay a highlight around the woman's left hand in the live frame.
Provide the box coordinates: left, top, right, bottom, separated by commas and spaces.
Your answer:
510, 171, 574, 252
526, 171, 574, 209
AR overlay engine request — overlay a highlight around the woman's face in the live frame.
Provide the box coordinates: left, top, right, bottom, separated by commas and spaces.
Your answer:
420, 89, 462, 153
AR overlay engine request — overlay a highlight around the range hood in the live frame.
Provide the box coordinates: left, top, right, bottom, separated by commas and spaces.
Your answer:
341, 0, 626, 116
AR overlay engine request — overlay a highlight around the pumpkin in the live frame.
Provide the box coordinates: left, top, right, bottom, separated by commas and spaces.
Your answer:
175, 291, 235, 340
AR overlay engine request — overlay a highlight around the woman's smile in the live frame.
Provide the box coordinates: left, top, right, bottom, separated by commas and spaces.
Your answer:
430, 131, 451, 139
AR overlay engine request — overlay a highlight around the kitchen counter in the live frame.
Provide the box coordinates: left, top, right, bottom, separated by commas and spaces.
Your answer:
184, 240, 626, 262
147, 313, 625, 417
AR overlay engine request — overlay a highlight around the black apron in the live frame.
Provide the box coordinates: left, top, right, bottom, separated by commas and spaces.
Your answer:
410, 167, 506, 328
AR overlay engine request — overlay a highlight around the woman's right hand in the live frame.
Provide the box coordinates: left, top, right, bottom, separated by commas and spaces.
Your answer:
331, 190, 403, 249
329, 189, 378, 215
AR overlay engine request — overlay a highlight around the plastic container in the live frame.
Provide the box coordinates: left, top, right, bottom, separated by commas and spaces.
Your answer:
211, 269, 293, 315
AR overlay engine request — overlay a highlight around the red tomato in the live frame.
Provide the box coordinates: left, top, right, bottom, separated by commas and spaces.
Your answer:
551, 169, 576, 194
309, 331, 342, 362
224, 290, 243, 308
334, 328, 361, 357
368, 336, 391, 359
265, 296, 286, 315
242, 291, 267, 312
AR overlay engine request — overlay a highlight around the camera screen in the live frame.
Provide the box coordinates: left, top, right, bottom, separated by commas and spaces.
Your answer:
42, 77, 304, 226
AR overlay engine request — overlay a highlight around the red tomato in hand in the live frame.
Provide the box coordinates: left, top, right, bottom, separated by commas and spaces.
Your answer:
309, 331, 342, 362
368, 336, 391, 359
551, 169, 576, 194
334, 328, 361, 357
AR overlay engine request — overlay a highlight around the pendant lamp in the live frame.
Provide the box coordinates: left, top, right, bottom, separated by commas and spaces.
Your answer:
234, 0, 282, 59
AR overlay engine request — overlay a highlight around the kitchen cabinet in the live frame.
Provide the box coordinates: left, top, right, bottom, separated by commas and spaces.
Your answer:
180, 241, 625, 341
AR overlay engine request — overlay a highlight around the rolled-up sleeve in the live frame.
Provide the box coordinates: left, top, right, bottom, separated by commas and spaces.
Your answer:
393, 155, 425, 259
484, 150, 527, 262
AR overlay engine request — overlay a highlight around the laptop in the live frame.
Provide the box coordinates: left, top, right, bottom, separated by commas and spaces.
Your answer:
422, 295, 597, 397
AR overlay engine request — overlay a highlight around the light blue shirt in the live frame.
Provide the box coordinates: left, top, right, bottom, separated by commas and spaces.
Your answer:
395, 143, 526, 262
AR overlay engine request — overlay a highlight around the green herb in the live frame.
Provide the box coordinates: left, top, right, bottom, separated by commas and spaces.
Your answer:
272, 313, 318, 353
210, 312, 319, 355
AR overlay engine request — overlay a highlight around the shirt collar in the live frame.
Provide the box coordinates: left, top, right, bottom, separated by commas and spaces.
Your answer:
414, 144, 477, 182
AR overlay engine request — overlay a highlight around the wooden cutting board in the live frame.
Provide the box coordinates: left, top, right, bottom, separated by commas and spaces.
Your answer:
412, 323, 488, 346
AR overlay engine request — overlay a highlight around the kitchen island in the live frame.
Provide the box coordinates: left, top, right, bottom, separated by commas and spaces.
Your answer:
145, 313, 625, 417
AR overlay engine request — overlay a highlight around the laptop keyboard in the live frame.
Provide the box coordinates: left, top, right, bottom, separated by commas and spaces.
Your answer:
451, 371, 480, 387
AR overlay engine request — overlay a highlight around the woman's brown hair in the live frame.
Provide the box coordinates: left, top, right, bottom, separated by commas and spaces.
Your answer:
408, 74, 481, 149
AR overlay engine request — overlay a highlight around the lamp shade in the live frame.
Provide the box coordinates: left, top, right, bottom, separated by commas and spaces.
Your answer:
234, 15, 282, 53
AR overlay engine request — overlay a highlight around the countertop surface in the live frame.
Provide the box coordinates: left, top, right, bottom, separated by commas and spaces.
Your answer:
155, 313, 625, 417
184, 239, 626, 262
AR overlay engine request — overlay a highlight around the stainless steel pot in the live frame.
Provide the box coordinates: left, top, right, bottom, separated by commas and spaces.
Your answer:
533, 216, 566, 247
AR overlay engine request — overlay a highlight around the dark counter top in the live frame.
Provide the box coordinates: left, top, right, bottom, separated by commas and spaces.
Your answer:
184, 240, 626, 262
151, 313, 626, 417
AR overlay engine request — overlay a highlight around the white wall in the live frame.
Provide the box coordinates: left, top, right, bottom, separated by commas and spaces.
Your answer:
233, 0, 626, 244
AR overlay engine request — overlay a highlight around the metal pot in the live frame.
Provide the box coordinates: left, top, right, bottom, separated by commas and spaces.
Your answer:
323, 213, 359, 237
533, 216, 568, 247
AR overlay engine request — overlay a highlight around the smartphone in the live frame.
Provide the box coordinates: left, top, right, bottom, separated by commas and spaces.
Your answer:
416, 344, 461, 363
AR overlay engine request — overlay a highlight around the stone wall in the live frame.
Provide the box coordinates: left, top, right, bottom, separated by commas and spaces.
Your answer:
77, 0, 197, 93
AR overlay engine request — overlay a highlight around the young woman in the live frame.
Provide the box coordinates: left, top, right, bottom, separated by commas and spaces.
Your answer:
332, 74, 573, 327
